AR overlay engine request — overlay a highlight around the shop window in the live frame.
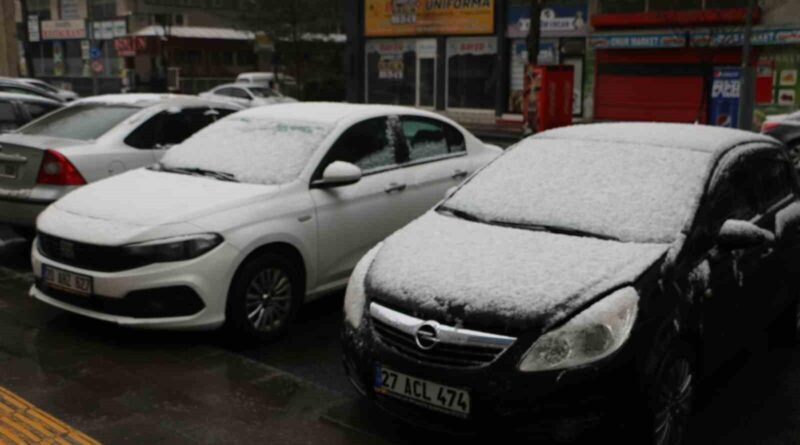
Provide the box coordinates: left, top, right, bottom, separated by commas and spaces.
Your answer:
366, 39, 416, 106
599, 0, 645, 13
91, 0, 116, 19
704, 0, 749, 7
447, 37, 498, 109
236, 51, 255, 66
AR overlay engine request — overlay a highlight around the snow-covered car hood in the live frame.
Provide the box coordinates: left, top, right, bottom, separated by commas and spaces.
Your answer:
39, 168, 278, 245
365, 212, 670, 334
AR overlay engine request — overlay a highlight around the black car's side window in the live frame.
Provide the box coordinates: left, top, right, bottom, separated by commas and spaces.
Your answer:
706, 155, 762, 237
320, 117, 399, 174
217, 88, 250, 100
23, 102, 58, 120
752, 156, 794, 210
0, 102, 19, 131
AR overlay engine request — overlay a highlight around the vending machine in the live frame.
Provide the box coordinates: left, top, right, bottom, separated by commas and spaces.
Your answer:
523, 65, 574, 133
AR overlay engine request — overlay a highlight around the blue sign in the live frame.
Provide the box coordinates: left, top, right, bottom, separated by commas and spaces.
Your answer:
507, 4, 588, 38
90, 47, 101, 59
710, 67, 741, 128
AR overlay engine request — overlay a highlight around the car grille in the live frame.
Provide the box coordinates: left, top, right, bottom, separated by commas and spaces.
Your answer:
37, 231, 146, 272
370, 302, 516, 368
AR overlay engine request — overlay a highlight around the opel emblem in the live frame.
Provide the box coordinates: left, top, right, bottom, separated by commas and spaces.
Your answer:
414, 321, 440, 350
59, 241, 75, 260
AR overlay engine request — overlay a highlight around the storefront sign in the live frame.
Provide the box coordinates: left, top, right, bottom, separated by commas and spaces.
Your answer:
41, 20, 87, 40
507, 4, 588, 38
693, 27, 800, 47
27, 15, 40, 42
60, 0, 80, 20
144, 0, 236, 8
710, 67, 740, 128
92, 20, 127, 40
590, 32, 686, 49
365, 0, 494, 37
114, 36, 148, 57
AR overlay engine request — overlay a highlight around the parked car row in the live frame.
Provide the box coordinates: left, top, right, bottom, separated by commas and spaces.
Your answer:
1, 89, 799, 444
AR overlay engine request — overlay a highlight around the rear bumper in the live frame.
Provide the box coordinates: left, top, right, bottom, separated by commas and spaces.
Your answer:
0, 197, 52, 228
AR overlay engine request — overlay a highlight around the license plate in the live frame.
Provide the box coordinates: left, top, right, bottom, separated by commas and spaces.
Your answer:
42, 265, 93, 296
374, 365, 470, 417
0, 162, 17, 179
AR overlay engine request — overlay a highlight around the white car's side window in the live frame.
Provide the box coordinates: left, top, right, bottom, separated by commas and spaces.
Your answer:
320, 117, 399, 174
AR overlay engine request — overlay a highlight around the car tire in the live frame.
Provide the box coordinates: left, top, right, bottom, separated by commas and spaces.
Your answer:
646, 342, 695, 445
225, 253, 303, 343
769, 295, 800, 348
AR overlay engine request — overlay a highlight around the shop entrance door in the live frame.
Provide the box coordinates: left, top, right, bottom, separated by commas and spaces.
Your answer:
416, 39, 436, 108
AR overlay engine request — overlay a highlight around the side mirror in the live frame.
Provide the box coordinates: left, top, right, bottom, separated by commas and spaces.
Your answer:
313, 161, 362, 188
718, 219, 775, 250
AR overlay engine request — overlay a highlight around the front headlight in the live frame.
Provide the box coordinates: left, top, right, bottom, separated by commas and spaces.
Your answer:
344, 243, 382, 329
518, 287, 639, 372
121, 233, 223, 263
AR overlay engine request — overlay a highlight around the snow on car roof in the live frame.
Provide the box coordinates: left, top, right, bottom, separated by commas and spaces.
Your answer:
233, 102, 445, 125
72, 93, 241, 109
537, 122, 779, 153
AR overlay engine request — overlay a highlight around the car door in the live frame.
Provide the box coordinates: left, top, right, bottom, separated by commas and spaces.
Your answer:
396, 115, 474, 217
697, 149, 771, 368
310, 116, 411, 288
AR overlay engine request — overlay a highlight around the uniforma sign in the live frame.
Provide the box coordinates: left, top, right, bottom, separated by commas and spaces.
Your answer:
365, 0, 494, 37
507, 4, 588, 38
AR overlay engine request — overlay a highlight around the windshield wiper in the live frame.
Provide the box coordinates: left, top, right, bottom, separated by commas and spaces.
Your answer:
437, 206, 487, 223
488, 220, 619, 241
153, 164, 238, 182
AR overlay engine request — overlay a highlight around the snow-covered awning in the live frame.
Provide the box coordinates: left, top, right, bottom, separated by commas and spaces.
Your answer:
133, 26, 255, 41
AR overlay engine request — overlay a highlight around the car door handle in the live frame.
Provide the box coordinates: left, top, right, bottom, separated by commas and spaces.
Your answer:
452, 170, 468, 180
384, 183, 407, 194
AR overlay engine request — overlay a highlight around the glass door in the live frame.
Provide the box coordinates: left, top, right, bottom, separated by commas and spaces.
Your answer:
416, 39, 436, 108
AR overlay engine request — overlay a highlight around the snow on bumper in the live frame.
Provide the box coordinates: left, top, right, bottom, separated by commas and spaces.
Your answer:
30, 241, 241, 330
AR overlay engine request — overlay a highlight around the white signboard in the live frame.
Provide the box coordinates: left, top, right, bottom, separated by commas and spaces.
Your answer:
113, 20, 127, 37
27, 15, 40, 42
41, 20, 87, 40
60, 0, 80, 20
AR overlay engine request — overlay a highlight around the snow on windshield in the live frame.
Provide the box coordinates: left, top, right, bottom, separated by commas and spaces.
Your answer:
445, 138, 714, 243
161, 116, 332, 185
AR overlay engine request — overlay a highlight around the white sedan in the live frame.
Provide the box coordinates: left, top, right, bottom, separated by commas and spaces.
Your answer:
30, 103, 502, 340
0, 94, 241, 235
199, 83, 297, 108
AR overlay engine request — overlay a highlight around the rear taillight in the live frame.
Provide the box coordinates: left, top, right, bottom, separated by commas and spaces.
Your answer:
36, 150, 86, 185
761, 121, 781, 133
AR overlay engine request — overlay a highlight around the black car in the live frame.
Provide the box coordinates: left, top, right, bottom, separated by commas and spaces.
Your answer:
0, 92, 62, 133
342, 123, 800, 445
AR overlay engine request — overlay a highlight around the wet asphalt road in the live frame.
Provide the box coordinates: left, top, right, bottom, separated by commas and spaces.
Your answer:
3, 216, 800, 442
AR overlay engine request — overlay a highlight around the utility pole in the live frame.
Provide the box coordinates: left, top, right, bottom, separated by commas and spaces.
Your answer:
526, 0, 542, 64
737, 0, 755, 131
87, 0, 99, 95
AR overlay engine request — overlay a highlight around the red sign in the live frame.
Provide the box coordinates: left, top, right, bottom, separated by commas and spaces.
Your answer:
91, 59, 104, 73
114, 36, 147, 57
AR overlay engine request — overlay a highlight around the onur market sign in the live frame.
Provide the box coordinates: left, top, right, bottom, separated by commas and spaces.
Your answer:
41, 20, 87, 40
591, 26, 800, 49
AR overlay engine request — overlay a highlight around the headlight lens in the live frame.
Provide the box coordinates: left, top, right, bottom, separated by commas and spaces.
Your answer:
344, 243, 382, 329
121, 233, 223, 263
518, 287, 639, 372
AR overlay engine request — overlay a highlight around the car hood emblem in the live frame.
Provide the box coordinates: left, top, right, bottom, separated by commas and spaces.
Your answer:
414, 321, 440, 350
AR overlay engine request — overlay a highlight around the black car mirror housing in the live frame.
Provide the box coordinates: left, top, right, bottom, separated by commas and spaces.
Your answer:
718, 219, 775, 250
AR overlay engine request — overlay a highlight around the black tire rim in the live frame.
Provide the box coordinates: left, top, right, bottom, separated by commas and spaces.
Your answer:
654, 357, 694, 445
244, 267, 293, 333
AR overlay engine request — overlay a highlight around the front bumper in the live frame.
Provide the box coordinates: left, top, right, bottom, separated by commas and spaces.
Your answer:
342, 321, 642, 439
30, 240, 241, 330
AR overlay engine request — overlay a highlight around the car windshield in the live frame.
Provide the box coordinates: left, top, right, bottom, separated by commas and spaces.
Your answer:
442, 138, 715, 243
18, 104, 140, 140
160, 115, 331, 185
248, 87, 278, 98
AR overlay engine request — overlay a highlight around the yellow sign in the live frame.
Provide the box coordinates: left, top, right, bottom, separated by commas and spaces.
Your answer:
365, 0, 494, 37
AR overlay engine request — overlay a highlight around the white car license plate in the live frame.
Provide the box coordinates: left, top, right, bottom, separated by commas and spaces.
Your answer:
42, 265, 93, 296
375, 365, 470, 417
0, 162, 17, 179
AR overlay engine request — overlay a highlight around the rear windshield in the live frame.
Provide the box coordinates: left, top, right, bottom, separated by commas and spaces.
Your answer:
249, 87, 278, 98
18, 104, 140, 140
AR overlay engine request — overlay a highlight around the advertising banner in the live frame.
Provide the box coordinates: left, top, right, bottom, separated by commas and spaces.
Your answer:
507, 4, 588, 38
28, 15, 40, 42
365, 0, 494, 37
42, 20, 87, 40
710, 67, 741, 128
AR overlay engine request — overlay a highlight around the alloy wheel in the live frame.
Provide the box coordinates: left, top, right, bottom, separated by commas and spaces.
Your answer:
653, 357, 694, 445
244, 268, 293, 333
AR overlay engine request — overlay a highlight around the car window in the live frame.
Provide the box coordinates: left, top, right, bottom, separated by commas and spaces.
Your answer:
19, 104, 140, 140
23, 102, 58, 120
216, 87, 250, 100
401, 117, 449, 161
126, 108, 224, 149
706, 155, 762, 233
321, 117, 399, 173
248, 87, 278, 98
0, 102, 18, 131
752, 154, 794, 210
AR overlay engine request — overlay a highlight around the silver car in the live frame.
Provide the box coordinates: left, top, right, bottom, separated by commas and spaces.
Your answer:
0, 94, 241, 235
199, 82, 297, 108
